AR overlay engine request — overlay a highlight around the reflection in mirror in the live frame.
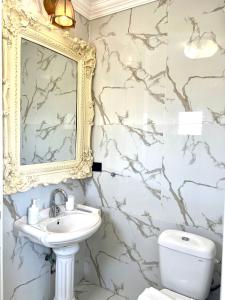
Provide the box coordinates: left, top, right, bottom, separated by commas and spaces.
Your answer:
20, 38, 77, 165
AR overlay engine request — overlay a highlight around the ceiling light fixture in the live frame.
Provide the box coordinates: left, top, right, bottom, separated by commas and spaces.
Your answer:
43, 0, 57, 15
43, 0, 76, 28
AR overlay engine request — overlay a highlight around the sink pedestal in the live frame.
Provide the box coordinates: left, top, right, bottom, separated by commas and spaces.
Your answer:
53, 244, 80, 300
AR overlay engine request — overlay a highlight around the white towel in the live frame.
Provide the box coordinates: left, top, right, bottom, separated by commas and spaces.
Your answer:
138, 287, 173, 300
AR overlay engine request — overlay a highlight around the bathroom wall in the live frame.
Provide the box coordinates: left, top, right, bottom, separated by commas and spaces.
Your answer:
3, 1, 89, 299
83, 0, 225, 299
3, 0, 225, 300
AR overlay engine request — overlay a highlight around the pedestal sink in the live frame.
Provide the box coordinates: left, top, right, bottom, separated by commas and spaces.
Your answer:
14, 204, 101, 300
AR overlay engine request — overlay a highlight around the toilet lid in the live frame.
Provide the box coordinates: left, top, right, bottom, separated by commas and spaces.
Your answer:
161, 289, 194, 300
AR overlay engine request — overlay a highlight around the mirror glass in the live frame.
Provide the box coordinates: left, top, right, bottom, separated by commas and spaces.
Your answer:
20, 38, 77, 165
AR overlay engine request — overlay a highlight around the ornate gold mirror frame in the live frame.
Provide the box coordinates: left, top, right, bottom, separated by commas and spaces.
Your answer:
3, 1, 95, 195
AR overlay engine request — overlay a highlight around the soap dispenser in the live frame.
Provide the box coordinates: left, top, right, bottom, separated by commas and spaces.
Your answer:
28, 199, 40, 225
66, 195, 75, 211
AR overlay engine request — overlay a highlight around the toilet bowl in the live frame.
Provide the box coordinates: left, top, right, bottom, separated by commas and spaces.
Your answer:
138, 230, 216, 300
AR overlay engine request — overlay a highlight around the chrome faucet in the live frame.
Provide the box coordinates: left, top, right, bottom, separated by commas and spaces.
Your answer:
49, 188, 68, 217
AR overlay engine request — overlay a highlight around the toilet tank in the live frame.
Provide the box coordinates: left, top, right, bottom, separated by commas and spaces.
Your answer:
158, 230, 216, 300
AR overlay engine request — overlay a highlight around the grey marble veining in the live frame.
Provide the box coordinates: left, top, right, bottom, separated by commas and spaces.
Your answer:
75, 280, 126, 300
83, 1, 225, 300
4, 1, 225, 300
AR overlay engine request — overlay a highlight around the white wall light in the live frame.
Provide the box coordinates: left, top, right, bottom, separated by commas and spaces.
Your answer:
184, 38, 218, 59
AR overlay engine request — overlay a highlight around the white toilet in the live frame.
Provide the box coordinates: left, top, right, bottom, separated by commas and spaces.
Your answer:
138, 230, 217, 300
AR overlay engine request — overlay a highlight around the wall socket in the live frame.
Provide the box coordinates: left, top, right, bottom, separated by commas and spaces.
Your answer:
92, 162, 102, 172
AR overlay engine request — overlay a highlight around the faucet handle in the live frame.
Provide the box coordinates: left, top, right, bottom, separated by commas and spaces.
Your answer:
55, 205, 61, 215
49, 204, 61, 218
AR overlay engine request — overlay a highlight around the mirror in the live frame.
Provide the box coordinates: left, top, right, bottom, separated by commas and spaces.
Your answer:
3, 0, 96, 195
20, 39, 77, 165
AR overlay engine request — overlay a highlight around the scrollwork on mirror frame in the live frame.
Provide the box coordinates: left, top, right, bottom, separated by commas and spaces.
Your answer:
3, 0, 96, 195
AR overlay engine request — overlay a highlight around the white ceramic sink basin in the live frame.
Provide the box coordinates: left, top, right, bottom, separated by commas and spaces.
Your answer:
47, 213, 98, 233
15, 203, 101, 300
14, 204, 102, 248
46, 212, 100, 234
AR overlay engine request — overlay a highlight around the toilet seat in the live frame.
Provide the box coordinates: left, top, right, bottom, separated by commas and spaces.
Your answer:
161, 289, 194, 300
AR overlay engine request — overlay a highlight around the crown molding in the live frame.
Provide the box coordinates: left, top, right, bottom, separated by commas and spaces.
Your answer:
74, 0, 157, 20
74, 0, 90, 19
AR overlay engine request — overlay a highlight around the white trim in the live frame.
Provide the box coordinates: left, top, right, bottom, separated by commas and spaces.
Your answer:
73, 0, 90, 20
74, 0, 157, 20
90, 0, 157, 20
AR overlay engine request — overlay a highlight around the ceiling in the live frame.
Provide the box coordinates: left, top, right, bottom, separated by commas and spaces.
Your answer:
73, 0, 157, 20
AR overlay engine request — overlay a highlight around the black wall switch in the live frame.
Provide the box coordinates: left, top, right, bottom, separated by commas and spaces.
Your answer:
92, 162, 102, 172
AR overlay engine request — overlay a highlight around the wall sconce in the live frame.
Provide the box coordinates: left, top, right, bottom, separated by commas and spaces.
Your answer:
43, 0, 76, 28
184, 38, 218, 59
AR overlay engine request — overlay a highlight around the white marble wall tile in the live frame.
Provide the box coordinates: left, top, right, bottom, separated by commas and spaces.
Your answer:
90, 2, 167, 126
83, 1, 225, 300
162, 0, 225, 242
91, 125, 163, 191
83, 206, 161, 299
4, 194, 52, 300
86, 3, 168, 297
163, 123, 225, 190
166, 0, 225, 124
